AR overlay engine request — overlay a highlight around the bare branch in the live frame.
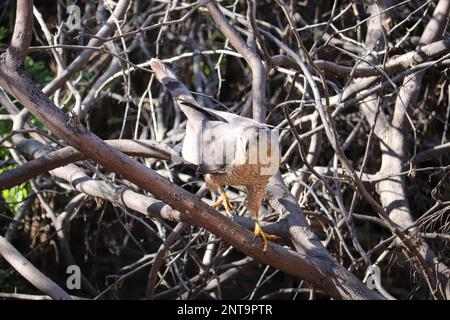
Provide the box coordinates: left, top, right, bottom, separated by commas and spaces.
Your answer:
0, 235, 72, 300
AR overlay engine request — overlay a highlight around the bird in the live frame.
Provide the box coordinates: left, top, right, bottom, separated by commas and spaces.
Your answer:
150, 58, 280, 252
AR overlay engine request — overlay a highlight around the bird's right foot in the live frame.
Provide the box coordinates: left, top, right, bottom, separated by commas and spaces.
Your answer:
253, 222, 278, 253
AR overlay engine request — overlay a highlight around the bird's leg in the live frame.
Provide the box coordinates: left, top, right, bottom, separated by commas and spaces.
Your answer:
211, 186, 234, 216
252, 210, 278, 253
248, 187, 278, 253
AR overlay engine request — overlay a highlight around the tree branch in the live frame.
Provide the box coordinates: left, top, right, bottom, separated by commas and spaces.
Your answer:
6, 0, 33, 67
0, 235, 72, 300
203, 0, 266, 123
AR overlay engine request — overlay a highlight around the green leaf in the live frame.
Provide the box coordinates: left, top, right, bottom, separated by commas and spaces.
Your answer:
25, 56, 54, 85
0, 26, 9, 42
1, 178, 30, 214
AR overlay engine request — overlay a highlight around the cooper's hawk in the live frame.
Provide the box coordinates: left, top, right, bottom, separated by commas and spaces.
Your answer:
150, 59, 280, 252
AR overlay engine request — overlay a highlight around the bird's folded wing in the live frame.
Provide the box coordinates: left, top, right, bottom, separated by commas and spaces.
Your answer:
182, 121, 241, 173
177, 99, 266, 129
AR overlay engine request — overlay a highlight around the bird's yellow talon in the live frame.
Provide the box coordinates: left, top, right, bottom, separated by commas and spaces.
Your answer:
253, 222, 278, 253
211, 191, 234, 217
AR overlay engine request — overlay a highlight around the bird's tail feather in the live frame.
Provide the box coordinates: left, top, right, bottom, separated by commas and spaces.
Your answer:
149, 58, 206, 121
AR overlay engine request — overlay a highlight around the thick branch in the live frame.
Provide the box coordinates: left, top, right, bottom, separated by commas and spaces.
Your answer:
203, 0, 266, 122
359, 0, 450, 299
6, 0, 33, 67
0, 139, 180, 189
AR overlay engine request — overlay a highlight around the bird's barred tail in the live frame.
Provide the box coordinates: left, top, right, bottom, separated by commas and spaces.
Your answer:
149, 58, 206, 121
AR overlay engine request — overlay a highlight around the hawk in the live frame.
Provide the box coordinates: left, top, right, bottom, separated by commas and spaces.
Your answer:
150, 59, 280, 252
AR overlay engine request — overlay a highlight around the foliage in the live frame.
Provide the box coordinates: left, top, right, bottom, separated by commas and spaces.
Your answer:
25, 56, 53, 85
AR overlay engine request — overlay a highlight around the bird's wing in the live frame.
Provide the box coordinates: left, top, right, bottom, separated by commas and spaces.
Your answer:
177, 99, 267, 129
175, 99, 227, 122
151, 58, 273, 173
182, 120, 241, 174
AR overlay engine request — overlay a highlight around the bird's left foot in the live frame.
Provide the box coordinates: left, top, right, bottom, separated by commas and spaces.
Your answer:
211, 193, 234, 217
253, 222, 278, 253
